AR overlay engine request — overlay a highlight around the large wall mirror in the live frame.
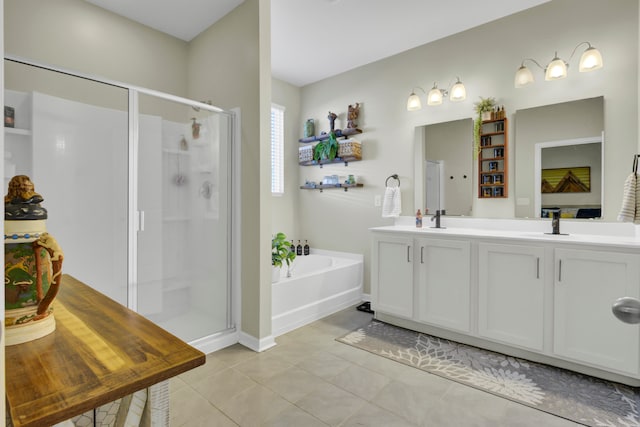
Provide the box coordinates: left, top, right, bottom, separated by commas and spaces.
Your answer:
514, 97, 604, 219
414, 97, 604, 220
414, 118, 473, 216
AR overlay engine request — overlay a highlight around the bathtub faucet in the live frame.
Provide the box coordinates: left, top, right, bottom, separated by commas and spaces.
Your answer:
286, 260, 297, 278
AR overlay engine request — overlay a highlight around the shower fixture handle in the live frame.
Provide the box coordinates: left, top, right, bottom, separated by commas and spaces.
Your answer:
138, 210, 145, 232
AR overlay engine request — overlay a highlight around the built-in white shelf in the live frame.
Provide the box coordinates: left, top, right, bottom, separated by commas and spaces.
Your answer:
5, 127, 31, 136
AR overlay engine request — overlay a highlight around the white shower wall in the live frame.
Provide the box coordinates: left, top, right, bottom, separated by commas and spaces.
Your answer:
32, 91, 129, 303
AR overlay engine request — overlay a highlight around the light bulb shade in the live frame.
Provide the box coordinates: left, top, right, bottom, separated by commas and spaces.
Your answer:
406, 92, 422, 111
579, 46, 603, 72
427, 87, 443, 106
449, 81, 466, 101
514, 65, 534, 88
545, 57, 567, 81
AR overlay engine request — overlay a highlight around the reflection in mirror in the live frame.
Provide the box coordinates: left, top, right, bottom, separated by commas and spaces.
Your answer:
415, 118, 473, 216
515, 97, 604, 219
535, 138, 603, 219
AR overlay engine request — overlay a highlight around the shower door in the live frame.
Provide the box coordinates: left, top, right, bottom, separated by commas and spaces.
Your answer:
136, 93, 233, 343
5, 58, 235, 346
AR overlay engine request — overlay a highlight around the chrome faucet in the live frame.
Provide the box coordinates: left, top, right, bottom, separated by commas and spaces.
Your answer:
430, 210, 442, 229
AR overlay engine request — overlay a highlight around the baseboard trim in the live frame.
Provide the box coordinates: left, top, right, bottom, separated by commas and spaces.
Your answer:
238, 331, 276, 352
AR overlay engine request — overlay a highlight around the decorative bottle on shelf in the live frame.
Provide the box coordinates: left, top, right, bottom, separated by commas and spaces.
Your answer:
290, 240, 295, 254
416, 209, 422, 228
296, 240, 303, 256
304, 240, 310, 256
304, 119, 314, 138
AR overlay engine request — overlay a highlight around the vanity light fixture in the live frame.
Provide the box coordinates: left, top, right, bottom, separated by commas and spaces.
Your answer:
514, 42, 603, 88
406, 87, 425, 111
407, 77, 466, 111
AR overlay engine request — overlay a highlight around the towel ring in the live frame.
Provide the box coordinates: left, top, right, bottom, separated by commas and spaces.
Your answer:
385, 174, 400, 187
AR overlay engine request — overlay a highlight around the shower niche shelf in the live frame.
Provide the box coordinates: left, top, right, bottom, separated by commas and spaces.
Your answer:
5, 127, 31, 136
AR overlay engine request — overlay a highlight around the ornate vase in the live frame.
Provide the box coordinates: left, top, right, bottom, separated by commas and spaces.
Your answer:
304, 119, 314, 138
4, 175, 63, 345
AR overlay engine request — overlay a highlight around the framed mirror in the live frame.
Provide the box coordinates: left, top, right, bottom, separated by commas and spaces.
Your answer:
515, 97, 604, 219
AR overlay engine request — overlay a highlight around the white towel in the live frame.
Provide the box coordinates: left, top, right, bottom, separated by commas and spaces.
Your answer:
617, 173, 639, 222
382, 186, 401, 218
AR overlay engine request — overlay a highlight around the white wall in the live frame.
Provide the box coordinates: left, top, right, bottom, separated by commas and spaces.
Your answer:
187, 0, 271, 340
296, 0, 638, 294
4, 0, 188, 98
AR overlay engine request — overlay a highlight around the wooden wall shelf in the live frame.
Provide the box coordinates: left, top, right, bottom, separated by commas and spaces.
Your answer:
478, 117, 508, 199
299, 156, 361, 168
300, 183, 363, 192
298, 128, 362, 143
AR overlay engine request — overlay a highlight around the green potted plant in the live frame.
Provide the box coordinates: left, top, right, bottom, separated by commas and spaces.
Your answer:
473, 97, 496, 157
272, 232, 296, 283
313, 131, 339, 163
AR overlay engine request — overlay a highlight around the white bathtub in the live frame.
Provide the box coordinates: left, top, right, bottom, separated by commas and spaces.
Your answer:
272, 249, 363, 336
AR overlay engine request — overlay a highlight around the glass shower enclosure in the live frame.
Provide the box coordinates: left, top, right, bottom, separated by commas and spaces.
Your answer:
4, 57, 235, 347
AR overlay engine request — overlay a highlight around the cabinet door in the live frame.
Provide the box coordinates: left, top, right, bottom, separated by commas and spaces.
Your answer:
372, 235, 414, 319
478, 243, 544, 351
554, 248, 640, 375
416, 238, 470, 332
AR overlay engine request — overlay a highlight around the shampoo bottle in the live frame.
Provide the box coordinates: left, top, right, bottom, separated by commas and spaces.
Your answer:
296, 240, 303, 256
304, 240, 310, 256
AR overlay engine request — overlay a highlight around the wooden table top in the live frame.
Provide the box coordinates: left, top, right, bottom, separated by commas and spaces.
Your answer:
6, 275, 206, 427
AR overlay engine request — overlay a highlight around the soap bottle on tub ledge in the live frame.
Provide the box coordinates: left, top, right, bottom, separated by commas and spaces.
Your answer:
304, 240, 310, 256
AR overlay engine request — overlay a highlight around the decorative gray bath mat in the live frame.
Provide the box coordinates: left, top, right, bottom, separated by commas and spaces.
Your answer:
337, 320, 640, 427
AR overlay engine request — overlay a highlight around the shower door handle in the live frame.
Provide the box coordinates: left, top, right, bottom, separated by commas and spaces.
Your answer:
138, 210, 145, 232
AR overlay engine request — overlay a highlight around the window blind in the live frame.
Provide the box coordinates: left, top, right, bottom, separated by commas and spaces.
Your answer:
271, 104, 285, 195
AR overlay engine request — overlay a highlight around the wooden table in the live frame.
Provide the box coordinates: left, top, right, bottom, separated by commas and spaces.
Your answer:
6, 275, 206, 427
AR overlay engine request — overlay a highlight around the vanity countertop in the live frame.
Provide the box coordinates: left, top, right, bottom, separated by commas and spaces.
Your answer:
370, 224, 640, 249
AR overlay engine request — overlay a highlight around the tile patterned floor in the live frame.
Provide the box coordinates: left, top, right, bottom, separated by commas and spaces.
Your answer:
170, 307, 583, 426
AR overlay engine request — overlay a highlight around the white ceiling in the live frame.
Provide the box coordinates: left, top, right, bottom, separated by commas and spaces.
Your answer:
85, 0, 550, 87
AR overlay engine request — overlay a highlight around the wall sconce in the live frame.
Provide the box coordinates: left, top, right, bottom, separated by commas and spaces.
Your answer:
407, 77, 466, 111
514, 42, 603, 88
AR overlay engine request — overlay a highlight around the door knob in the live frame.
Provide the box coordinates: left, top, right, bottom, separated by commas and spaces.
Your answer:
612, 297, 640, 324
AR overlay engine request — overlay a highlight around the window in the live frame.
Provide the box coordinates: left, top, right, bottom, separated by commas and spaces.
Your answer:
271, 104, 285, 195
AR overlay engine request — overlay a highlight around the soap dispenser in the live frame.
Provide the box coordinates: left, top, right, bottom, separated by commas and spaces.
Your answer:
416, 209, 423, 228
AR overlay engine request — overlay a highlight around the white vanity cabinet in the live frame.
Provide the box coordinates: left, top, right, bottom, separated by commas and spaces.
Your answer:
416, 238, 471, 332
553, 248, 640, 375
371, 234, 415, 319
478, 243, 545, 351
371, 225, 640, 386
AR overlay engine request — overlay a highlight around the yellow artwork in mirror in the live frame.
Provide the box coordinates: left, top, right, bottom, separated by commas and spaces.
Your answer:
541, 167, 591, 193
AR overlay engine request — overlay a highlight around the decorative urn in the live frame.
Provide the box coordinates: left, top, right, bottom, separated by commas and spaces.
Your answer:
4, 175, 64, 345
